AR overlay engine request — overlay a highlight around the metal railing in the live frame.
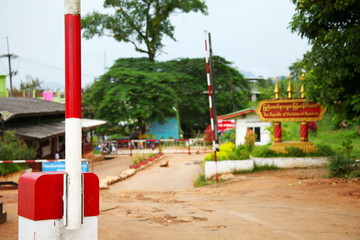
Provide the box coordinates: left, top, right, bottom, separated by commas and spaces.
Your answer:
100, 138, 212, 156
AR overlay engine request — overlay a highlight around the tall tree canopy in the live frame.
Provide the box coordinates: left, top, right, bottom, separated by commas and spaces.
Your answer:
20, 75, 43, 92
83, 58, 179, 135
161, 57, 250, 136
81, 0, 208, 61
83, 57, 250, 137
290, 0, 360, 124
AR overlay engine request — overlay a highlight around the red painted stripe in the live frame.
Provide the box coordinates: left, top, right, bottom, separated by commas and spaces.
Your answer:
25, 160, 35, 163
217, 109, 255, 120
206, 62, 211, 74
65, 14, 82, 119
209, 108, 213, 117
18, 172, 99, 220
207, 86, 212, 96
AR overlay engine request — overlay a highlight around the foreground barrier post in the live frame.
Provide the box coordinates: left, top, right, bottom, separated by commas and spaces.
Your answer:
18, 0, 99, 238
18, 172, 99, 239
64, 0, 82, 229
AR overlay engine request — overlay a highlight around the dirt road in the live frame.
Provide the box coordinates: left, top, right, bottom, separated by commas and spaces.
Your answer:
0, 153, 359, 240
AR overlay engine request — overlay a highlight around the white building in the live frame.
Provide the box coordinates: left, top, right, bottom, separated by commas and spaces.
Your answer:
218, 108, 271, 146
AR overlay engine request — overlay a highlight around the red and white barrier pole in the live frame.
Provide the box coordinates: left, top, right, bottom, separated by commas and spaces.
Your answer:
204, 31, 219, 182
18, 1, 99, 238
64, 0, 83, 230
0, 159, 87, 163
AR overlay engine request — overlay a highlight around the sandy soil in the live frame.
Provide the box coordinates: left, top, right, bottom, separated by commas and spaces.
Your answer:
0, 153, 359, 240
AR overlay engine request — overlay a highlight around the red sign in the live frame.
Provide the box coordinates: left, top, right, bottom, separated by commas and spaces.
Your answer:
256, 99, 326, 122
217, 120, 236, 131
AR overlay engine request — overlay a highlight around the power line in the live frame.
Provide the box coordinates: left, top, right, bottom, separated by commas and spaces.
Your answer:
19, 56, 98, 79
0, 37, 17, 96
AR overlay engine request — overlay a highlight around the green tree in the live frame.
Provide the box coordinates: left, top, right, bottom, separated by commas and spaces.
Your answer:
257, 77, 275, 100
83, 57, 250, 137
0, 131, 37, 175
160, 57, 250, 135
290, 0, 360, 125
83, 58, 180, 135
20, 75, 43, 91
81, 0, 207, 61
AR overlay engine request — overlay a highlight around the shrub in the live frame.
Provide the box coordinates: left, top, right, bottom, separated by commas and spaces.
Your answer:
327, 155, 354, 177
0, 131, 37, 175
284, 147, 306, 157
194, 173, 224, 187
251, 144, 278, 158
227, 145, 250, 160
204, 151, 229, 161
219, 142, 235, 153
327, 139, 359, 178
244, 129, 255, 152
0, 164, 26, 176
312, 145, 336, 157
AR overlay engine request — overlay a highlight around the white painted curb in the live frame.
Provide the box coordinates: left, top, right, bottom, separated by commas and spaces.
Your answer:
204, 157, 328, 178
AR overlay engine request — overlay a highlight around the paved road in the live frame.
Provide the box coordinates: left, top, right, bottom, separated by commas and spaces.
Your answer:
91, 153, 206, 190
110, 153, 205, 191
92, 155, 135, 179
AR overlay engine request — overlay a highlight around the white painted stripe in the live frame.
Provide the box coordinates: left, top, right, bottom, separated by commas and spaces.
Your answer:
206, 77, 211, 86
65, 118, 82, 229
210, 118, 215, 130
65, 0, 80, 15
0, 159, 87, 163
19, 216, 98, 239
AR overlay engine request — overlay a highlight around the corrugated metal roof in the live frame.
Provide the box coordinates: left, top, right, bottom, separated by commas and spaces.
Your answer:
0, 98, 65, 118
217, 108, 256, 120
15, 121, 65, 139
13, 118, 107, 140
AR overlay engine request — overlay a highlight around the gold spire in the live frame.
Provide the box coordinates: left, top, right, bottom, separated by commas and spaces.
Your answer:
300, 84, 305, 98
274, 76, 280, 99
287, 79, 293, 99
300, 73, 305, 98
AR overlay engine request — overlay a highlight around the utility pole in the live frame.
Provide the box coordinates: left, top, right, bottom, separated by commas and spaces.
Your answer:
0, 37, 17, 96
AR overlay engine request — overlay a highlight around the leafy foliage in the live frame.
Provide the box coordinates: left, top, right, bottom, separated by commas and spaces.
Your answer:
203, 151, 229, 161
162, 57, 250, 135
327, 155, 358, 178
82, 0, 207, 61
244, 128, 255, 152
83, 58, 179, 135
0, 131, 37, 175
326, 138, 359, 178
83, 57, 250, 136
250, 144, 278, 158
219, 142, 235, 153
20, 75, 43, 91
194, 173, 224, 186
289, 0, 360, 125
204, 143, 250, 161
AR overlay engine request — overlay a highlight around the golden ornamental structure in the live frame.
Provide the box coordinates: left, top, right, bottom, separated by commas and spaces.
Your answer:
254, 74, 326, 153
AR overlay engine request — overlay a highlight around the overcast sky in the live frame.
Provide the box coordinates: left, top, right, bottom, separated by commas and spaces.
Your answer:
0, 0, 310, 91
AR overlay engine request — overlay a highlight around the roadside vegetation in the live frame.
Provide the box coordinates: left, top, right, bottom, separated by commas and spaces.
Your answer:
0, 131, 37, 175
203, 113, 359, 180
